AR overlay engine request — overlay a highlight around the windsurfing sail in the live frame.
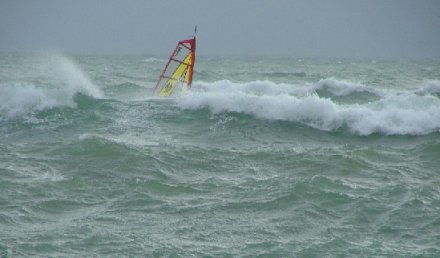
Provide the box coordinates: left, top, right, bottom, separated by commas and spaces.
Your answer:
152, 36, 196, 97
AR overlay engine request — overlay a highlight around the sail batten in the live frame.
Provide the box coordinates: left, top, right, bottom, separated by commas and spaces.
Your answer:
153, 36, 196, 97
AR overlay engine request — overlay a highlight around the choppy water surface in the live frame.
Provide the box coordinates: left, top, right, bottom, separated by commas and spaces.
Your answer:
1, 53, 440, 257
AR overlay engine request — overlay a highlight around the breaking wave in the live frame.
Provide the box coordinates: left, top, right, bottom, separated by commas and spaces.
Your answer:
177, 79, 440, 136
314, 78, 380, 97
0, 53, 102, 119
416, 80, 440, 95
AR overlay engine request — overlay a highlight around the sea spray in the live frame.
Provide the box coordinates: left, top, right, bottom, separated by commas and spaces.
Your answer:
0, 52, 102, 119
44, 52, 103, 99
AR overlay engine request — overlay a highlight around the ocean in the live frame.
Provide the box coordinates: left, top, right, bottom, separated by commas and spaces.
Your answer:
1, 52, 440, 257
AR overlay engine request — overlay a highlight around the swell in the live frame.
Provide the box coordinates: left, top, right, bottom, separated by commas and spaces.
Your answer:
176, 79, 440, 136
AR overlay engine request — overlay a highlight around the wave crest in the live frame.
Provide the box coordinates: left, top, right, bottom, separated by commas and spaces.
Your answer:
0, 52, 102, 119
177, 80, 440, 136
315, 78, 379, 97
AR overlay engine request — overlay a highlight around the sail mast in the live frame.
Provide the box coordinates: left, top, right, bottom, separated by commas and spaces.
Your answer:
188, 34, 196, 88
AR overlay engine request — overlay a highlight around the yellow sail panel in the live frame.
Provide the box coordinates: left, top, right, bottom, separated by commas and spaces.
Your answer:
159, 54, 191, 96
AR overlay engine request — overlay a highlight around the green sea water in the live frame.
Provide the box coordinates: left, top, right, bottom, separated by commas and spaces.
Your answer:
1, 52, 440, 257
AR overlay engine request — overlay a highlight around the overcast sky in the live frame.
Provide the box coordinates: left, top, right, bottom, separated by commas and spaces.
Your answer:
1, 0, 440, 58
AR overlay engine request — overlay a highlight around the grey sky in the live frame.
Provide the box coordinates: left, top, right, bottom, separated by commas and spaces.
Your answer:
1, 0, 440, 58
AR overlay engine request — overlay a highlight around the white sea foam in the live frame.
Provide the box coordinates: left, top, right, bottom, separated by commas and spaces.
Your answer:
79, 133, 160, 147
6, 163, 64, 183
0, 82, 60, 118
314, 78, 379, 96
0, 52, 102, 118
415, 80, 440, 95
195, 78, 380, 98
177, 80, 440, 135
195, 80, 300, 96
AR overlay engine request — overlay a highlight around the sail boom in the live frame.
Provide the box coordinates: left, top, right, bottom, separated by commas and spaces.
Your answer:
170, 58, 191, 66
